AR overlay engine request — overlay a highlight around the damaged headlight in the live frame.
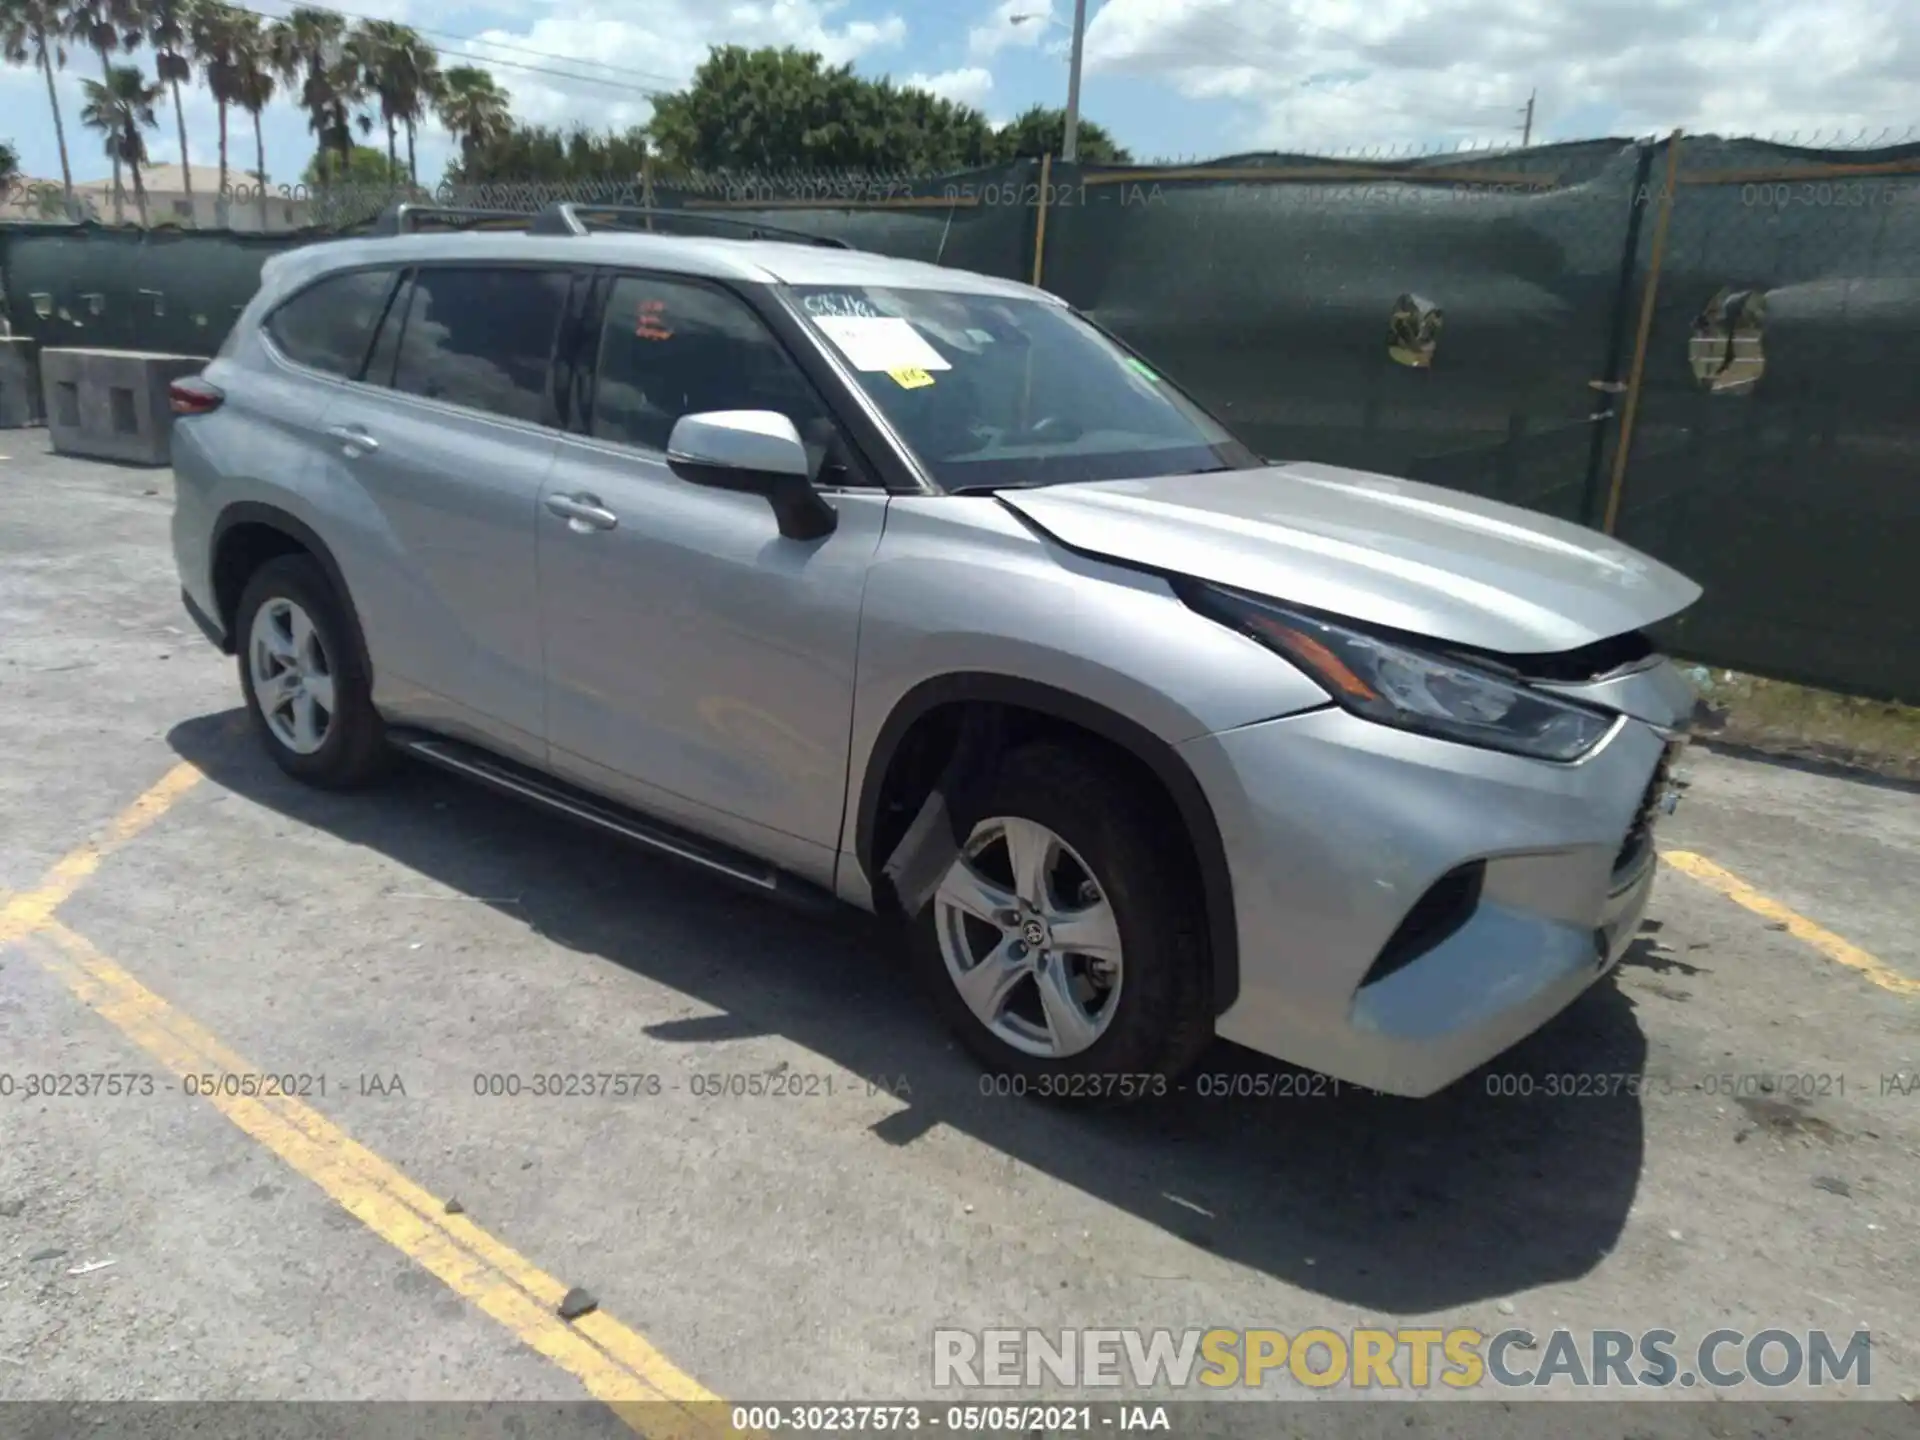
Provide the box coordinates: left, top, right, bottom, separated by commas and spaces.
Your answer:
1182, 583, 1618, 762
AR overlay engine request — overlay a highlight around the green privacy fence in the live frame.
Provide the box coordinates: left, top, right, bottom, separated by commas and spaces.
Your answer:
0, 161, 1041, 357
3, 139, 1916, 703
1602, 138, 1920, 703
1033, 141, 1649, 525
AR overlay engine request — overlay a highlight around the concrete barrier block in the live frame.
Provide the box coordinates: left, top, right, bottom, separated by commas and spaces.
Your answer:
40, 347, 205, 465
0, 337, 44, 428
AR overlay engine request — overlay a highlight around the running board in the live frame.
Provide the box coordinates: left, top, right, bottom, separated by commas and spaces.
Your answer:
388, 729, 840, 917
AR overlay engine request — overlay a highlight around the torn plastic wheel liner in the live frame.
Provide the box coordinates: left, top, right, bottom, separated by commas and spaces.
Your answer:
878, 705, 1008, 918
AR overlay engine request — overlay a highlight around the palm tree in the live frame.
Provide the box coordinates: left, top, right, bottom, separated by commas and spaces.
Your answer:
0, 0, 75, 209
349, 19, 438, 190
64, 0, 146, 223
396, 31, 438, 189
189, 0, 240, 200
147, 0, 196, 202
80, 62, 162, 225
229, 9, 273, 226
435, 64, 511, 174
268, 7, 362, 185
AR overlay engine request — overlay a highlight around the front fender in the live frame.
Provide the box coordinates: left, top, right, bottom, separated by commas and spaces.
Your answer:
837, 496, 1332, 1014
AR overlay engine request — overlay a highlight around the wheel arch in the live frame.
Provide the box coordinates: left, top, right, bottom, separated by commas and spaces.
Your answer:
210, 502, 372, 681
855, 672, 1240, 1015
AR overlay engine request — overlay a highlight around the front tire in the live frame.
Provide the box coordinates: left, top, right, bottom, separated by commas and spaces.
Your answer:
908, 742, 1211, 1102
235, 554, 388, 789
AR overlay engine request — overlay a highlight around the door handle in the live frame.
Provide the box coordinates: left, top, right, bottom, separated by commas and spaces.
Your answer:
326, 423, 379, 456
544, 492, 619, 532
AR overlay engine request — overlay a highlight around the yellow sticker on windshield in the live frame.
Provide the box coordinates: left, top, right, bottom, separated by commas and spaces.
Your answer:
888, 367, 936, 389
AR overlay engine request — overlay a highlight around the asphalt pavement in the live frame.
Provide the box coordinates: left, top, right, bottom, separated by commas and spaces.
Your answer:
1, 442, 1915, 1429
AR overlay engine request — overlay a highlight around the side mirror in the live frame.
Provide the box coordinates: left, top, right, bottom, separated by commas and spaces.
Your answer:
665, 410, 838, 541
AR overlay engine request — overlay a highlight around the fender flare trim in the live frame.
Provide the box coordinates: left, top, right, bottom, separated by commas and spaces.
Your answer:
210, 502, 373, 680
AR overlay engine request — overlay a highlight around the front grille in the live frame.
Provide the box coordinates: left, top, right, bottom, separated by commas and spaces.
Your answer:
1614, 739, 1686, 874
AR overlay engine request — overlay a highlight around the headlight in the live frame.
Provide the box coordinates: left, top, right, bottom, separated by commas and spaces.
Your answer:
1183, 583, 1617, 761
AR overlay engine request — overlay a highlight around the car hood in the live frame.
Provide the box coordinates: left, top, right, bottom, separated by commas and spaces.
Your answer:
994, 461, 1702, 656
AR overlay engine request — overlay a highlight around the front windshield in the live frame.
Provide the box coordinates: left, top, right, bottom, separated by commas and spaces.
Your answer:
786, 284, 1262, 491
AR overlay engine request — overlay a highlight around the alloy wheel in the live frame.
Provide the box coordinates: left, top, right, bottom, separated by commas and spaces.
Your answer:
931, 816, 1124, 1058
248, 597, 335, 755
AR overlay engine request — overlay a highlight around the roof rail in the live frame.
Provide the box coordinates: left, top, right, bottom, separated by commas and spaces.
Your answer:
368, 203, 534, 236
530, 202, 855, 249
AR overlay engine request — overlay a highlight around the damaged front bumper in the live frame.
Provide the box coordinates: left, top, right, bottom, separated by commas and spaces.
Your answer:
1179, 664, 1690, 1098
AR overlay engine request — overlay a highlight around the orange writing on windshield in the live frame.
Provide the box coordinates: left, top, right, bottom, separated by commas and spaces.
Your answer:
636, 299, 673, 340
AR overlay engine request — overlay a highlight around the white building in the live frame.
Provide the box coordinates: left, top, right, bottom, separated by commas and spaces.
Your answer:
3, 164, 318, 232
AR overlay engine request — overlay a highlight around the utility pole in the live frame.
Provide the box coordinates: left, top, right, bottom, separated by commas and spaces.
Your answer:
1063, 0, 1089, 163
1520, 88, 1536, 147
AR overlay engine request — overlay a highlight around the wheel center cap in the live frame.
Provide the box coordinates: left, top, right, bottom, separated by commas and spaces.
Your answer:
1020, 918, 1048, 950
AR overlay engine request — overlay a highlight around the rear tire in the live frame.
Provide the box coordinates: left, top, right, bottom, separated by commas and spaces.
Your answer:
235, 554, 388, 789
907, 741, 1211, 1103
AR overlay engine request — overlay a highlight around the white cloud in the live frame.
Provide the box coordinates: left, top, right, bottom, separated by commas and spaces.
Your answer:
1083, 0, 1920, 150
451, 1, 909, 131
1, 1, 913, 193
837, 17, 912, 58
969, 0, 1057, 60
903, 66, 997, 108
6, 0, 1917, 195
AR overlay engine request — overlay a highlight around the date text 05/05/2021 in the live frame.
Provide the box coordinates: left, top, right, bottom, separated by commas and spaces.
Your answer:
726, 1404, 1171, 1433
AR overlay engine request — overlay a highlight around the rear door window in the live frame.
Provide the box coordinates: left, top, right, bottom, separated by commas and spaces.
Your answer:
264, 267, 402, 378
388, 266, 571, 425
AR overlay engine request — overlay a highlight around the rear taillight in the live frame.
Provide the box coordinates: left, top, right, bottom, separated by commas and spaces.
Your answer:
170, 377, 224, 415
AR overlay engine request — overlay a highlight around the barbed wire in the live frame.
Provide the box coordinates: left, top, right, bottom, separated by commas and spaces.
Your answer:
9, 130, 1920, 231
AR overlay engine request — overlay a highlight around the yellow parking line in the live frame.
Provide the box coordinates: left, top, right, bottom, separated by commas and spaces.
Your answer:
1662, 850, 1918, 996
1, 760, 726, 1434
0, 759, 205, 944
21, 919, 723, 1434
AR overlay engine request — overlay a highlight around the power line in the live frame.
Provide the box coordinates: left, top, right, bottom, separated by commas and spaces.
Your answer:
305, 2, 684, 87
231, 2, 676, 98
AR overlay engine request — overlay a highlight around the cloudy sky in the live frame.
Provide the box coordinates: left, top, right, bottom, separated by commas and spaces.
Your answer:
3, 0, 1916, 188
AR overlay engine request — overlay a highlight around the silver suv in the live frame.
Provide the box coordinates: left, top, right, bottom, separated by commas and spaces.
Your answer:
169, 209, 1701, 1101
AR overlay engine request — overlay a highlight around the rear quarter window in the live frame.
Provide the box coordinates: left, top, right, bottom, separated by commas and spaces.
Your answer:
386, 265, 571, 425
264, 267, 403, 378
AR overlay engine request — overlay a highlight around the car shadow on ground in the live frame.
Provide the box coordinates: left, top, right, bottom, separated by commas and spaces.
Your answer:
169, 710, 1651, 1313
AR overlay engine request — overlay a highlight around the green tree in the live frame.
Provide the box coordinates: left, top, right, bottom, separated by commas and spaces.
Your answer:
269, 7, 364, 183
80, 60, 163, 224
448, 123, 654, 185
434, 64, 511, 171
993, 104, 1131, 164
0, 137, 19, 200
0, 0, 75, 206
646, 45, 999, 173
349, 19, 438, 186
64, 0, 147, 223
301, 141, 402, 189
147, 0, 196, 201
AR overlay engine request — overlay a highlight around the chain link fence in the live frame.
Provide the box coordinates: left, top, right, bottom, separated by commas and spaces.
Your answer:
2, 137, 1916, 702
